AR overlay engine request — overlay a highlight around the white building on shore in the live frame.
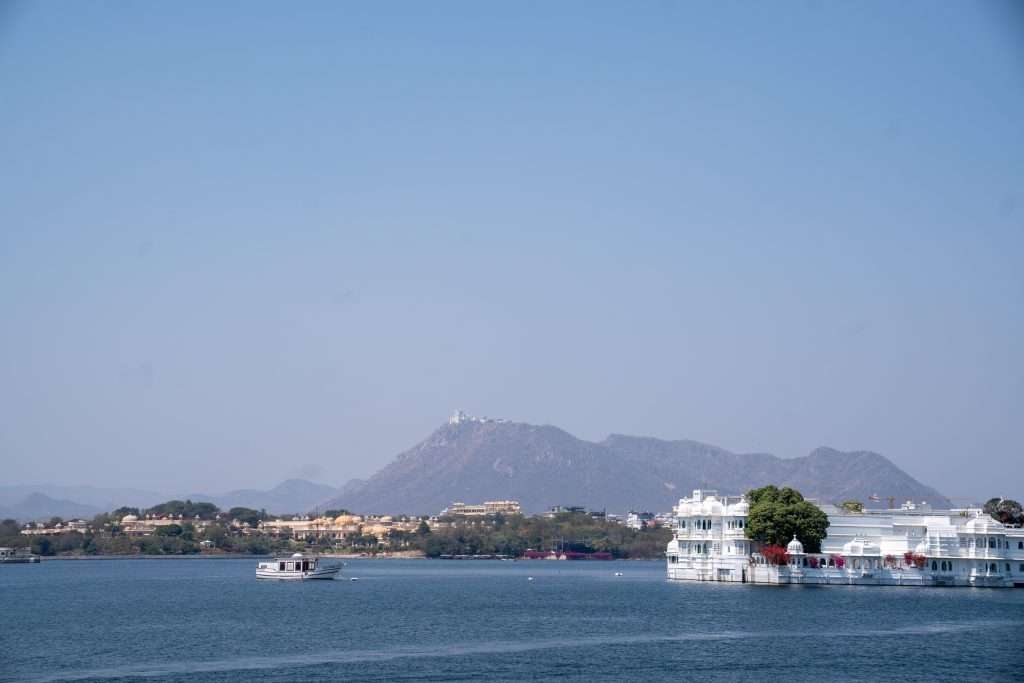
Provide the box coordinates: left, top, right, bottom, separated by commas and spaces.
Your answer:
666, 489, 1024, 588
442, 501, 522, 516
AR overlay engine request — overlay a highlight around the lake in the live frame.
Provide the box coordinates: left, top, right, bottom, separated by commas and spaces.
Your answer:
2, 558, 1022, 682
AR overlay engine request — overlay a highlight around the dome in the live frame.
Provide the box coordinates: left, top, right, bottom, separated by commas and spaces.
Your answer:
786, 535, 804, 554
731, 499, 749, 514
964, 515, 1003, 533
121, 515, 138, 523
914, 540, 929, 554
701, 496, 724, 515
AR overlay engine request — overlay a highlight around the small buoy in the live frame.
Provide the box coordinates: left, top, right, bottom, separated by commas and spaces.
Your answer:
614, 572, 624, 576
350, 577, 359, 582
527, 576, 534, 581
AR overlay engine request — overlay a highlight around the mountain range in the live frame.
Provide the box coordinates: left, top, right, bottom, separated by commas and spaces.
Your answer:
0, 481, 340, 522
5, 417, 950, 520
321, 418, 949, 514
183, 479, 340, 515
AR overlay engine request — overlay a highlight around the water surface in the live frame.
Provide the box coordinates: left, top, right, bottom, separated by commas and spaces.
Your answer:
2, 558, 1022, 682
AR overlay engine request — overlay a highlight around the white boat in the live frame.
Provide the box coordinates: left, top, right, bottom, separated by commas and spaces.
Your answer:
256, 553, 340, 580
0, 547, 40, 564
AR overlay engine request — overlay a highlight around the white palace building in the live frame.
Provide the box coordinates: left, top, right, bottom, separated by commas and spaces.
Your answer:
666, 489, 1024, 588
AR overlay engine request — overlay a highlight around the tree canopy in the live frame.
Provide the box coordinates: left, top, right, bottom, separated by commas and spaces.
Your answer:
227, 507, 263, 527
840, 500, 864, 513
745, 485, 829, 553
145, 500, 220, 520
983, 498, 1023, 526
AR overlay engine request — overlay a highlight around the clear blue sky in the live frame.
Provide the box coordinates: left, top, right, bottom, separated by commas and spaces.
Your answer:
1, 1, 1021, 501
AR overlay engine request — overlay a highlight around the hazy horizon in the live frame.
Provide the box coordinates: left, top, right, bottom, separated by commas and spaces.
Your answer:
2, 2, 1022, 501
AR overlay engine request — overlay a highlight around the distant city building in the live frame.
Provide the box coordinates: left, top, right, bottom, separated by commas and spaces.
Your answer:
544, 505, 587, 518
258, 513, 423, 547
443, 500, 522, 516
21, 519, 91, 536
117, 514, 214, 537
626, 511, 655, 530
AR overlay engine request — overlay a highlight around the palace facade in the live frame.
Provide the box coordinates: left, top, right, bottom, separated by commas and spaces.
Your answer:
666, 489, 1024, 588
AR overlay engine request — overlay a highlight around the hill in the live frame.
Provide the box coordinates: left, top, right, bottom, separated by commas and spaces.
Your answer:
2, 493, 102, 521
184, 479, 340, 515
323, 418, 949, 514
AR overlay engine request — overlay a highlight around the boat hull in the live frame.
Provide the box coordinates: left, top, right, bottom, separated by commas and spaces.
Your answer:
256, 565, 340, 580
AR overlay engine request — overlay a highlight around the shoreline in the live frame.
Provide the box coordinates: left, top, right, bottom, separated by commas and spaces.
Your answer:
36, 552, 660, 562
38, 551, 430, 561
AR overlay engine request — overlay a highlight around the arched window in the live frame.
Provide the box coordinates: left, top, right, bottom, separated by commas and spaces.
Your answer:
990, 563, 997, 573
931, 561, 938, 571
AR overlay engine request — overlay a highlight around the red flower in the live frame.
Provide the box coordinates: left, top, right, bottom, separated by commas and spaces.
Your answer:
761, 545, 790, 566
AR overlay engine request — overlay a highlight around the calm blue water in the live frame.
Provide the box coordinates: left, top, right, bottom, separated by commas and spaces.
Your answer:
2, 558, 1023, 682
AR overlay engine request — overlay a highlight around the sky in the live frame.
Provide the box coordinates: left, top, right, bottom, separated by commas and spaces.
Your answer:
0, 1, 1021, 502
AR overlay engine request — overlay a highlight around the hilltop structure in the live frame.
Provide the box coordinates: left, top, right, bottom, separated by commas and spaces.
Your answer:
666, 489, 1024, 588
448, 410, 507, 425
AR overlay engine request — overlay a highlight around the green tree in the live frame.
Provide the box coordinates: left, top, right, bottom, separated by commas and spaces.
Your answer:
82, 534, 98, 555
228, 507, 262, 527
0, 518, 21, 544
745, 485, 829, 553
146, 500, 220, 520
203, 524, 228, 548
840, 500, 864, 513
983, 498, 1023, 526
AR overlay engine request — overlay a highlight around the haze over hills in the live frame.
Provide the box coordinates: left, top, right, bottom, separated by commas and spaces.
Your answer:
0, 481, 340, 521
0, 485, 164, 512
322, 417, 950, 515
0, 493, 104, 521
183, 479, 340, 515
4, 418, 951, 521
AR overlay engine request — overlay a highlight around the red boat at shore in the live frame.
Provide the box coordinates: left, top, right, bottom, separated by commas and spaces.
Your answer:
521, 550, 613, 560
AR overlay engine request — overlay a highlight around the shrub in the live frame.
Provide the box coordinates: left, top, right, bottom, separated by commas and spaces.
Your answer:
834, 554, 845, 569
903, 551, 926, 569
761, 544, 790, 566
